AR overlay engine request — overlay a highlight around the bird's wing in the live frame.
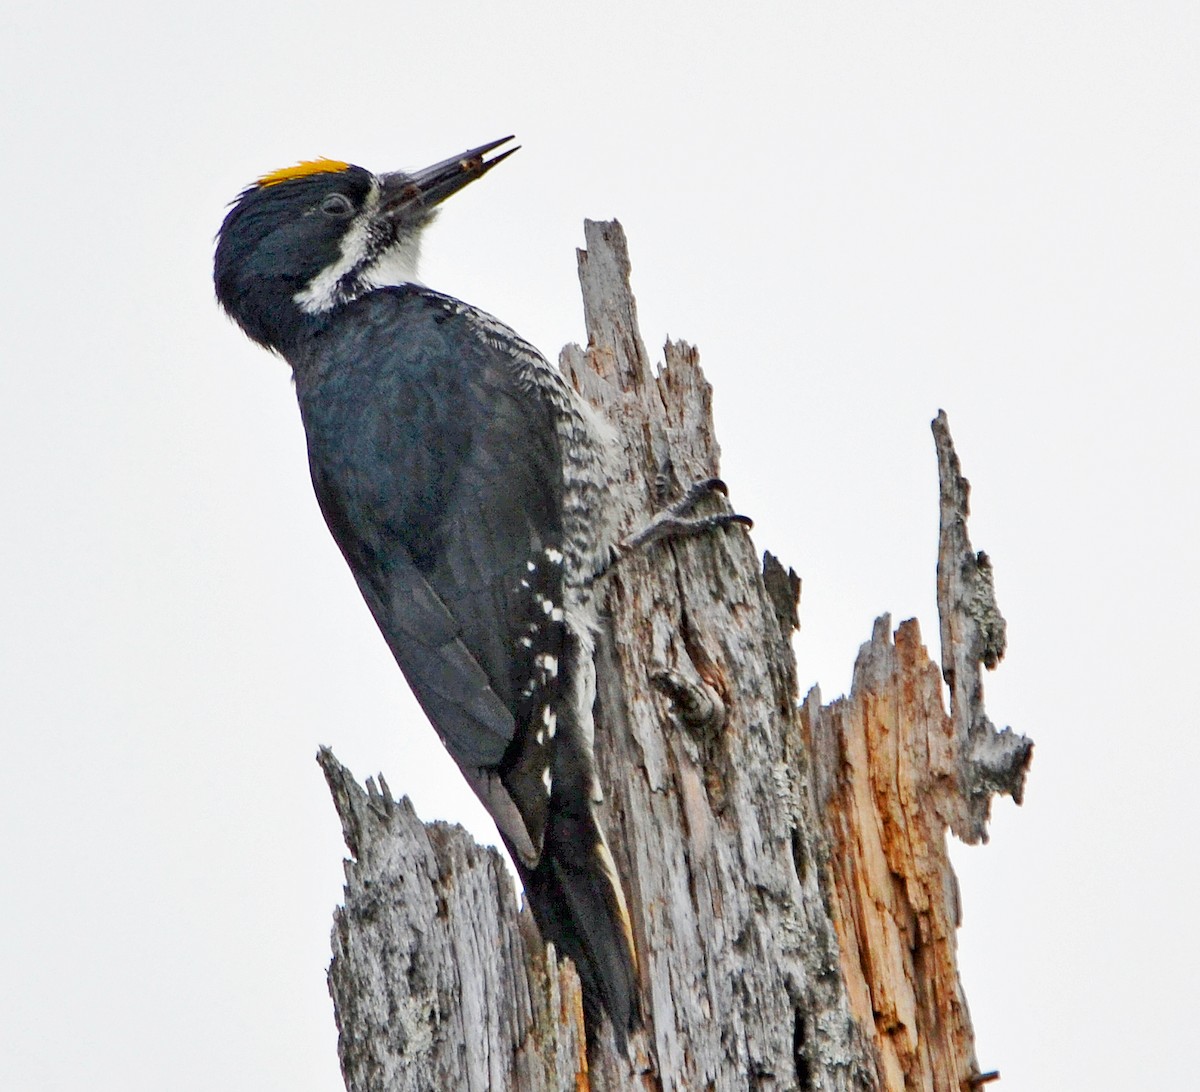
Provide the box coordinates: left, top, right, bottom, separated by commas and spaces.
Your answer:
300, 287, 569, 859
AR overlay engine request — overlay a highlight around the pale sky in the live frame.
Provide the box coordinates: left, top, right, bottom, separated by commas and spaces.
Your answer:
2, 3, 1196, 1089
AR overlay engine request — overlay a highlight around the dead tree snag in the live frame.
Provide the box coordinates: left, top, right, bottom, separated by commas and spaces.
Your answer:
321, 221, 1031, 1091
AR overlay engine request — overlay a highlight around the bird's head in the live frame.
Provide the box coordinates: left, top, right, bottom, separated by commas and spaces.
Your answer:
214, 136, 518, 352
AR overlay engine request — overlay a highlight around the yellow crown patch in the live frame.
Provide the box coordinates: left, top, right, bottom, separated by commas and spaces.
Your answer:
256, 158, 352, 188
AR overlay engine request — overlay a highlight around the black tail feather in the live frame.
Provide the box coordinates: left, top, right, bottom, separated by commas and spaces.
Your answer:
516, 811, 639, 1049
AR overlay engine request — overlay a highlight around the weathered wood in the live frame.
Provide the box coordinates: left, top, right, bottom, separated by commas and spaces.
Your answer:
320, 751, 588, 1092
798, 416, 1031, 1092
322, 221, 1029, 1091
932, 410, 1032, 844
558, 222, 873, 1092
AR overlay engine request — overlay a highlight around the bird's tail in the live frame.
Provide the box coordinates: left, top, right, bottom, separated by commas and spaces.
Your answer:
516, 802, 640, 1049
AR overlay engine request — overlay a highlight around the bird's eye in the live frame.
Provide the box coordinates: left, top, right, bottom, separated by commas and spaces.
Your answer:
320, 193, 354, 217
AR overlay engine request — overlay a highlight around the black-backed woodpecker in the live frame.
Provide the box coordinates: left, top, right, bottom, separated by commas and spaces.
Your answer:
213, 139, 644, 1045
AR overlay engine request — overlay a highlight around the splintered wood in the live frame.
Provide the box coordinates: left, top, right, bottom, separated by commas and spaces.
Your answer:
319, 751, 590, 1092
801, 414, 1031, 1092
320, 222, 1031, 1092
802, 620, 983, 1092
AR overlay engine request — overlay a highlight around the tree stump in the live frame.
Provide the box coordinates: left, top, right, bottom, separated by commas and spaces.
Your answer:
320, 221, 1032, 1091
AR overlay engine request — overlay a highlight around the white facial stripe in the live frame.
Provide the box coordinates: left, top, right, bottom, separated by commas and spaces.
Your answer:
293, 179, 382, 315
293, 178, 421, 314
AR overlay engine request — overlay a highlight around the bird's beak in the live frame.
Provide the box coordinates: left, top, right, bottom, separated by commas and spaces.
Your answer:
379, 136, 519, 221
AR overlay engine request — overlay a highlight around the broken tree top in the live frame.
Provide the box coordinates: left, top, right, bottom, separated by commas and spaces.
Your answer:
319, 221, 1030, 1092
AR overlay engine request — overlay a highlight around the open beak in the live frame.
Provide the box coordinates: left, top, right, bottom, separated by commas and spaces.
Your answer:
379, 136, 519, 220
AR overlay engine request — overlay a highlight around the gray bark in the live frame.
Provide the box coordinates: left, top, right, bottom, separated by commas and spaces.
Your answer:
320, 221, 1031, 1091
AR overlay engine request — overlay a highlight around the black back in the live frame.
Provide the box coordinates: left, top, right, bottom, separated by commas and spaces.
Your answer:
293, 286, 567, 773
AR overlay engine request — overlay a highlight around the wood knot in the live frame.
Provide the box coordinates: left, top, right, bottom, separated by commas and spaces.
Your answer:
651, 669, 725, 734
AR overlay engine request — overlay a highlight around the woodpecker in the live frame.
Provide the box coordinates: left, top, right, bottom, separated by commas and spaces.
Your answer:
214, 138, 746, 1048
214, 137, 643, 1045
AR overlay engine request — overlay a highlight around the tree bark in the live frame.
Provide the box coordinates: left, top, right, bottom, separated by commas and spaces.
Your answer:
320, 221, 1032, 1091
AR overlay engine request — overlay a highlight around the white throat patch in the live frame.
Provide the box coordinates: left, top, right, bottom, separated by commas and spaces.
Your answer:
360, 235, 422, 292
292, 179, 423, 314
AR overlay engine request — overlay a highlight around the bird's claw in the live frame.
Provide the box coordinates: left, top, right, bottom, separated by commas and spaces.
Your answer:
617, 478, 752, 556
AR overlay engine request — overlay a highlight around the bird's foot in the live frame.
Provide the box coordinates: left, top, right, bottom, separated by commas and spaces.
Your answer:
618, 478, 752, 557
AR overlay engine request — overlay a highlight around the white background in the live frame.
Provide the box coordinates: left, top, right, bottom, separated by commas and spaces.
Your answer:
2, 2, 1196, 1088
